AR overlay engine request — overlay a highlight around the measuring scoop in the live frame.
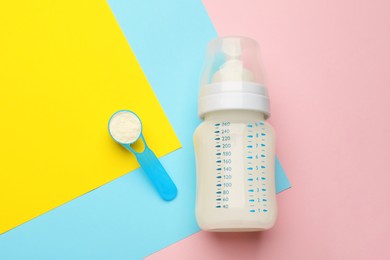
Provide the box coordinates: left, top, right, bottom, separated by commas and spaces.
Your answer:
108, 110, 177, 201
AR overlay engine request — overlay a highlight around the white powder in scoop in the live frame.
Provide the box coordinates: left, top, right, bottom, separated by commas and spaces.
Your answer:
109, 111, 142, 144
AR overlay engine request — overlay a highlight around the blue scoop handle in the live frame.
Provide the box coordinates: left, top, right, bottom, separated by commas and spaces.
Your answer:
134, 147, 177, 201
124, 136, 177, 201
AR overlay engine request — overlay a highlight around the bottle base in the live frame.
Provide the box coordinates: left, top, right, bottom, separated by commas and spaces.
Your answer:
197, 217, 275, 232
205, 227, 267, 232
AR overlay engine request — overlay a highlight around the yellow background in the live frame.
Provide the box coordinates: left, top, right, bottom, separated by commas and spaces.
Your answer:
0, 1, 181, 233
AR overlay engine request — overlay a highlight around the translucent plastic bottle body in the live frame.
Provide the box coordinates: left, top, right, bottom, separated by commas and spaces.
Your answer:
194, 110, 277, 231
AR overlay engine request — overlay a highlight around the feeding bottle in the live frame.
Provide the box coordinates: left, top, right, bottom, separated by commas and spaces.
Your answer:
194, 36, 277, 231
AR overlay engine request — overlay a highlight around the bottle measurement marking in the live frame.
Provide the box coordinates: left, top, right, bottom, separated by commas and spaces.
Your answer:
247, 121, 269, 213
215, 123, 222, 207
214, 121, 269, 212
259, 122, 268, 213
215, 121, 245, 210
215, 122, 230, 209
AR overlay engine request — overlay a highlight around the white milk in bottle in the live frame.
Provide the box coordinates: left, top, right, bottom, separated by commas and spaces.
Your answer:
194, 37, 277, 231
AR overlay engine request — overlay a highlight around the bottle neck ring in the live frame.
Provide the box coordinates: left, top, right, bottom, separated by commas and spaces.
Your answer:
198, 82, 270, 120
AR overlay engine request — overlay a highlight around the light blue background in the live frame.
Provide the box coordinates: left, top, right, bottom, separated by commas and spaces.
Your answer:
0, 1, 290, 259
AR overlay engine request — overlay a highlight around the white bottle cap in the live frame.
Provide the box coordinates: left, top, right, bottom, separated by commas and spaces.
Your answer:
198, 36, 270, 119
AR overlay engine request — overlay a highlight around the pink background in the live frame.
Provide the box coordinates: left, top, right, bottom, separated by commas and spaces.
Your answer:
148, 0, 390, 259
